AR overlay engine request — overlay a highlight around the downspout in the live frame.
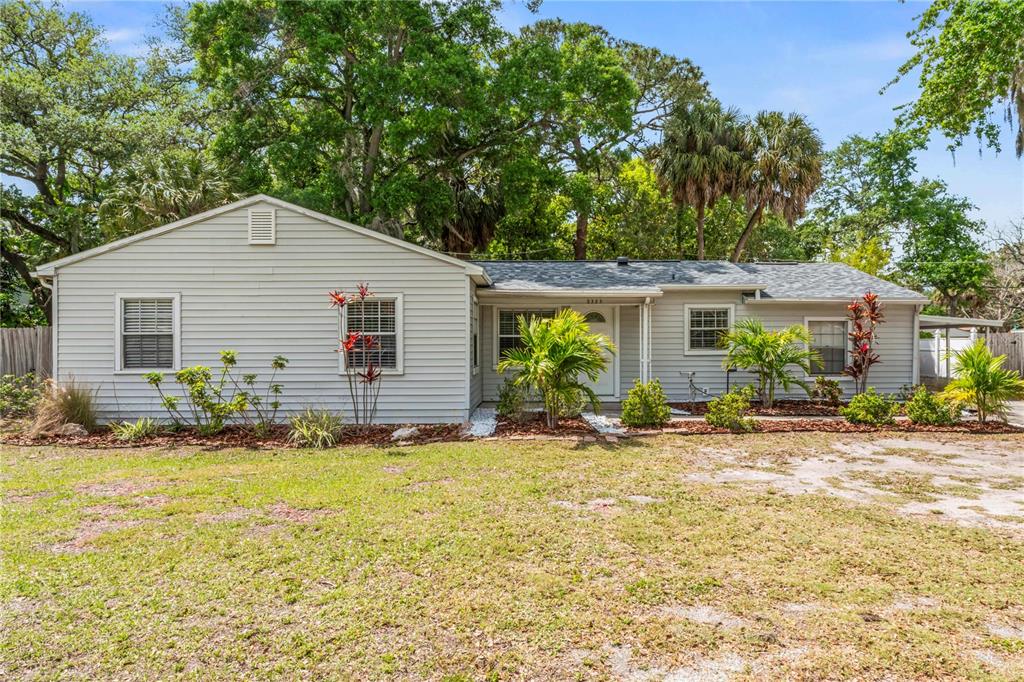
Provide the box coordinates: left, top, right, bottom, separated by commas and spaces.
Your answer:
912, 304, 921, 386
37, 276, 56, 380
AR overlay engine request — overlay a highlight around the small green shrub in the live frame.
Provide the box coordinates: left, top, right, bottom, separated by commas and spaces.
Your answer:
905, 386, 960, 426
621, 379, 671, 427
705, 386, 756, 433
288, 409, 344, 448
496, 378, 527, 422
145, 350, 251, 435
556, 388, 587, 418
840, 388, 899, 425
110, 417, 160, 442
0, 373, 42, 417
811, 376, 843, 407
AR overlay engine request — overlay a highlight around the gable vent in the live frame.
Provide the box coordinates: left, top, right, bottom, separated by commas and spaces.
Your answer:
248, 208, 276, 244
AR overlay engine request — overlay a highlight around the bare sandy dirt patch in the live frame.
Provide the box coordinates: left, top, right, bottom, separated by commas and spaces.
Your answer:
266, 502, 337, 524
75, 479, 169, 497
50, 518, 146, 554
682, 435, 1024, 534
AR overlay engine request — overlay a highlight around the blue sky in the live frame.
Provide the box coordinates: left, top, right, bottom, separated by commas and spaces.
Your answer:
69, 0, 1022, 240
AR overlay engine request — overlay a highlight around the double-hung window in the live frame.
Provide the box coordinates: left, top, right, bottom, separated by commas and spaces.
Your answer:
342, 296, 402, 372
497, 309, 555, 363
117, 294, 179, 371
685, 305, 733, 353
806, 318, 848, 376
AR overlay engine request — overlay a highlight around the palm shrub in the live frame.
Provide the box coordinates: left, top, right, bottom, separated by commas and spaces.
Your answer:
721, 319, 820, 408
621, 379, 671, 428
941, 340, 1024, 423
497, 309, 616, 428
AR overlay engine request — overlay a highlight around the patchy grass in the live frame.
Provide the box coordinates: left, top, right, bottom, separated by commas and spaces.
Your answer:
2, 433, 1023, 680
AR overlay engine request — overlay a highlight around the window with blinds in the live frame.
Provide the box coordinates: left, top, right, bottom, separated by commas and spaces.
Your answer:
498, 309, 555, 359
121, 298, 175, 369
345, 298, 398, 369
808, 319, 848, 375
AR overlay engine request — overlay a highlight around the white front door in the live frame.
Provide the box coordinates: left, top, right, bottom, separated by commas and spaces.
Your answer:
577, 306, 616, 397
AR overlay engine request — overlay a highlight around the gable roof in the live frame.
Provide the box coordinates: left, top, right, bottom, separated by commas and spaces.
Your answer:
473, 260, 927, 302
32, 195, 486, 278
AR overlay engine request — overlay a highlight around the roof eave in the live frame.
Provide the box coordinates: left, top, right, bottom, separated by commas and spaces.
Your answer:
744, 296, 928, 304
476, 287, 663, 299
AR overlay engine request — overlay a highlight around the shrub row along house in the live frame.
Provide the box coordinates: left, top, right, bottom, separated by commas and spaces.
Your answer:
33, 195, 931, 424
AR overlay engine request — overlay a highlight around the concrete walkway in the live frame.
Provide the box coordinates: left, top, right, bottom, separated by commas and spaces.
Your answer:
1007, 401, 1024, 428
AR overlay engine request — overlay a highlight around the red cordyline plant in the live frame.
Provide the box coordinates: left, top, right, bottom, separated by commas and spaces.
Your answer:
843, 291, 885, 395
329, 283, 384, 428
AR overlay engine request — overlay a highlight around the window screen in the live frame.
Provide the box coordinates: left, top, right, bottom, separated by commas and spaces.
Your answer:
498, 309, 555, 359
808, 320, 848, 375
121, 298, 174, 369
688, 308, 730, 350
345, 299, 398, 369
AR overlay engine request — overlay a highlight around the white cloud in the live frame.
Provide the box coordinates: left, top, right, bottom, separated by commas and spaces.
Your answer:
103, 27, 145, 44
810, 36, 915, 64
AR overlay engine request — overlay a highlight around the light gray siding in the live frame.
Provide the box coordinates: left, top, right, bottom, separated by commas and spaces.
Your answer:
55, 201, 471, 424
649, 291, 916, 401
477, 292, 917, 403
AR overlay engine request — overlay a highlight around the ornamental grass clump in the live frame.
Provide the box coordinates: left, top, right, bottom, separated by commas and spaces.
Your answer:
941, 340, 1024, 423
497, 309, 615, 428
28, 379, 97, 436
621, 379, 671, 428
110, 417, 160, 442
288, 409, 344, 449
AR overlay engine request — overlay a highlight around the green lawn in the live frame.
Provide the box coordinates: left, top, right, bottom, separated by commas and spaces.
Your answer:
2, 433, 1023, 680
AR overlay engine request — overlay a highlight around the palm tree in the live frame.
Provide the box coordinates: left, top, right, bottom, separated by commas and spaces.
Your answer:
941, 339, 1024, 423
657, 99, 746, 259
730, 111, 823, 262
497, 309, 616, 428
100, 151, 239, 239
721, 319, 821, 408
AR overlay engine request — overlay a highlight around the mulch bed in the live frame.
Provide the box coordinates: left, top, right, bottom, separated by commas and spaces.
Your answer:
671, 400, 842, 416
2, 415, 1019, 448
494, 414, 597, 438
628, 418, 1023, 436
0, 423, 465, 449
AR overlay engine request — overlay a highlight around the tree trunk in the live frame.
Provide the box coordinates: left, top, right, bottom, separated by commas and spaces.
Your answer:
730, 202, 764, 263
574, 210, 588, 261
695, 203, 705, 260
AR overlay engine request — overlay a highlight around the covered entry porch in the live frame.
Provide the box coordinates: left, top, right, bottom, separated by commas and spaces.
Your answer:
475, 290, 658, 403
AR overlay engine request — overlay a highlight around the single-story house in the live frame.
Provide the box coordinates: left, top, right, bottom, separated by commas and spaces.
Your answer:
33, 195, 931, 424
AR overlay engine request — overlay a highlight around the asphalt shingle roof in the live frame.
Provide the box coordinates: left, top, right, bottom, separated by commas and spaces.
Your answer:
472, 260, 927, 301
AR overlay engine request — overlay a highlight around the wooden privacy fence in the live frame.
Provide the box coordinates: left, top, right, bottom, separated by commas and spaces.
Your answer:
986, 332, 1023, 376
0, 327, 52, 378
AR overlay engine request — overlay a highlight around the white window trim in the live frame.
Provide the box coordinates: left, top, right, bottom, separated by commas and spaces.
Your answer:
471, 297, 480, 376
804, 316, 853, 380
114, 293, 181, 374
684, 303, 734, 355
338, 292, 404, 375
492, 306, 558, 369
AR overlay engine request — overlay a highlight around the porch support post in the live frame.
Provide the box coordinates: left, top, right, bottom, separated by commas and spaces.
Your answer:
640, 298, 652, 383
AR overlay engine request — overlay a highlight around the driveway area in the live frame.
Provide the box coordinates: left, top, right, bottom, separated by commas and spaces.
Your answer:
685, 434, 1024, 536
1008, 401, 1024, 428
